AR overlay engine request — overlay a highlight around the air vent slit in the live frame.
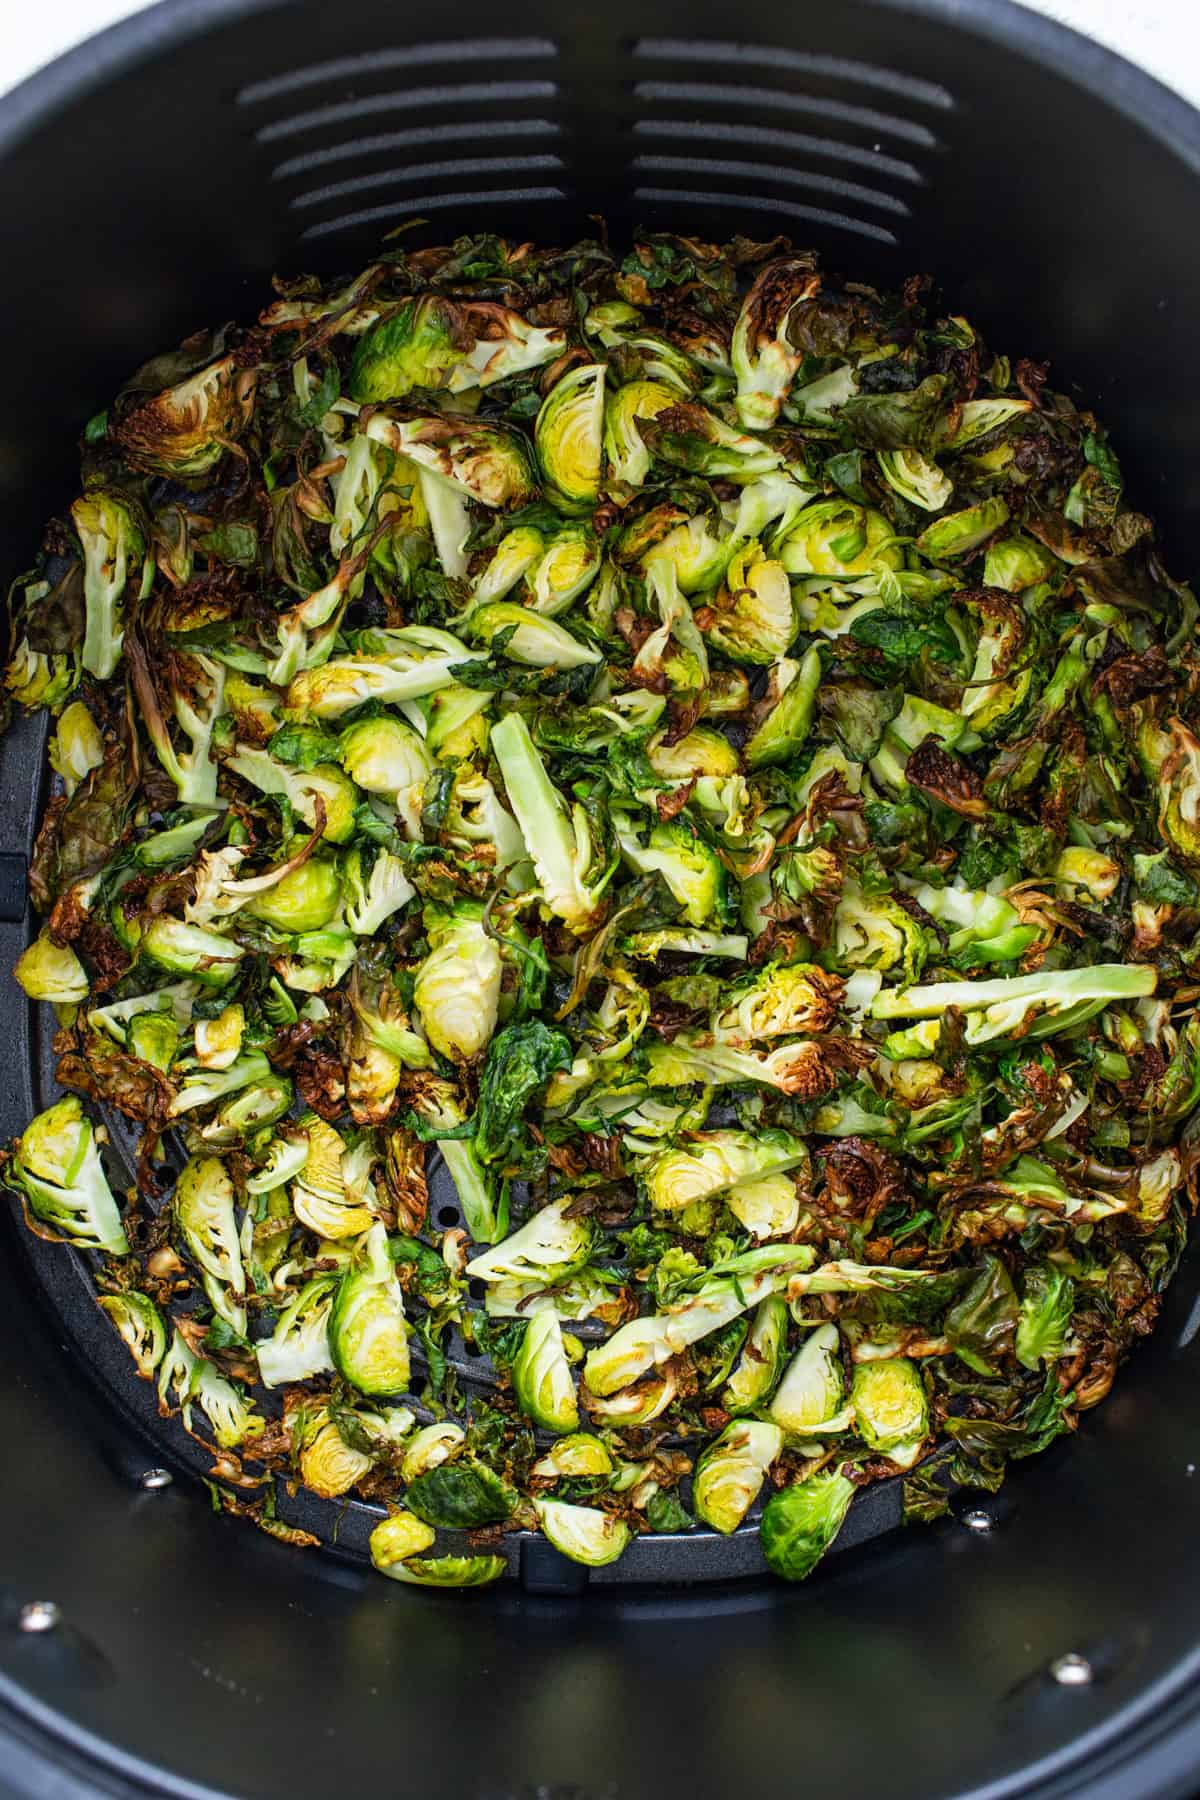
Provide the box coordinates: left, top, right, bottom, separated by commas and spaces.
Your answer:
632, 154, 909, 216
299, 186, 566, 242
271, 119, 561, 181
632, 38, 953, 111
292, 154, 564, 212
632, 118, 923, 185
257, 81, 559, 145
633, 186, 898, 246
634, 81, 939, 148
238, 38, 558, 106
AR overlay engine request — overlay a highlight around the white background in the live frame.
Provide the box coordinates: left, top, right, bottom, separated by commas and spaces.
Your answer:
0, 0, 1198, 106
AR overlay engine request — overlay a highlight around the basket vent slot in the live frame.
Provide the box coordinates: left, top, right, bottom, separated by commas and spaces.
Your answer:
631, 38, 954, 113
298, 186, 566, 243
632, 186, 900, 246
237, 37, 558, 107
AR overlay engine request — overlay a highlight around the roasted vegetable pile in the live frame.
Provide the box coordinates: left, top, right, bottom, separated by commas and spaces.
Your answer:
3, 230, 1197, 1587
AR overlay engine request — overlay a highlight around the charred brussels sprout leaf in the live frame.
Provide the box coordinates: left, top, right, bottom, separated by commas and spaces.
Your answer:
404, 1460, 514, 1529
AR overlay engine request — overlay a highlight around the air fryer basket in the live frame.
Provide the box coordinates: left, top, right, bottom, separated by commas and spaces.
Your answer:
2, 0, 1200, 1794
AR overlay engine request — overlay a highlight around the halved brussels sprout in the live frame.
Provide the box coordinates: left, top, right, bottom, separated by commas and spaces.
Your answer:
616, 820, 728, 928
141, 917, 244, 987
401, 1421, 466, 1483
694, 1420, 783, 1534
639, 1128, 808, 1214
534, 1498, 631, 1567
49, 701, 104, 796
536, 363, 606, 513
877, 448, 952, 512
405, 1459, 513, 1528
466, 601, 602, 671
850, 1358, 928, 1467
291, 1116, 376, 1239
298, 1408, 373, 1499
113, 354, 255, 481
603, 378, 680, 487
328, 1221, 411, 1396
174, 1154, 245, 1332
473, 524, 546, 606
915, 496, 1009, 561
701, 544, 795, 665
368, 1510, 438, 1573
256, 1274, 338, 1388
760, 1468, 856, 1581
723, 1296, 789, 1414
412, 904, 502, 1062
13, 931, 89, 1004
6, 1095, 127, 1255
725, 1172, 801, 1240
647, 726, 740, 781
97, 1291, 167, 1378
768, 1324, 848, 1436
526, 525, 602, 616
777, 500, 902, 581
193, 1003, 245, 1070
373, 1553, 506, 1588
532, 1433, 614, 1480
466, 1196, 596, 1288
512, 1310, 580, 1434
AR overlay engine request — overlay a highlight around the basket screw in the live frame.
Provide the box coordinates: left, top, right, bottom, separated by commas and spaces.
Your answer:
962, 1508, 993, 1532
18, 1601, 60, 1634
1051, 1652, 1093, 1687
140, 1468, 173, 1491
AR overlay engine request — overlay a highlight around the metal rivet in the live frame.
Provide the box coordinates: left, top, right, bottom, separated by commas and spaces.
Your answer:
1051, 1653, 1093, 1686
962, 1508, 993, 1532
18, 1601, 60, 1634
140, 1468, 173, 1491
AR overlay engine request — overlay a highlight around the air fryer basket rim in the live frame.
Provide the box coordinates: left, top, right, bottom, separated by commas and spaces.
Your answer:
3, 1, 1200, 1796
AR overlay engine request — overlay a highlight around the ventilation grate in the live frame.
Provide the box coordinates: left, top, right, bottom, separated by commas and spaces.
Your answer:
632, 38, 954, 112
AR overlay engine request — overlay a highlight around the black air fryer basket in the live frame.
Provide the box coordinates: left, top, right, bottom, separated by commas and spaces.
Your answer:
2, 1, 1200, 1795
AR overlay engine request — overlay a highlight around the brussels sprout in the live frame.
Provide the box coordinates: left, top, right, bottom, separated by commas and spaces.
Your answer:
603, 378, 680, 486
933, 395, 1032, 451
723, 1296, 789, 1414
1016, 1264, 1074, 1370
512, 1310, 580, 1434
225, 746, 358, 843
616, 820, 728, 928
536, 363, 606, 512
850, 1358, 928, 1467
768, 1324, 848, 1435
168, 1051, 273, 1120
694, 1420, 784, 1534
71, 489, 148, 680
915, 496, 1009, 561
701, 544, 795, 665
466, 1196, 595, 1288
291, 1116, 377, 1239
777, 500, 902, 581
534, 1499, 631, 1567
639, 400, 782, 482
97, 1291, 167, 1378
732, 257, 819, 430
174, 1155, 245, 1332
526, 525, 602, 616
239, 855, 341, 934
122, 1015, 176, 1065
713, 962, 841, 1042
5, 1095, 127, 1255
1055, 845, 1121, 903
49, 701, 104, 797
193, 1004, 245, 1070
339, 715, 431, 821
329, 1221, 411, 1396
647, 726, 739, 781
743, 647, 821, 771
726, 1172, 801, 1241
349, 295, 562, 403
491, 712, 613, 930
246, 1133, 309, 1196
298, 1408, 374, 1499
13, 931, 89, 1004
413, 904, 502, 1062
983, 532, 1058, 592
532, 1433, 614, 1480
373, 1553, 506, 1588
368, 1510, 438, 1574
639, 1128, 808, 1214
466, 602, 602, 671
256, 1274, 338, 1387
584, 1245, 816, 1397
343, 846, 416, 936
405, 1459, 513, 1528
473, 524, 546, 605
284, 631, 467, 721
157, 1330, 262, 1449
197, 1071, 293, 1145
363, 412, 538, 511
585, 1370, 678, 1425
114, 354, 255, 481
877, 448, 952, 512
426, 685, 492, 761
401, 1421, 466, 1482
760, 1468, 856, 1581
